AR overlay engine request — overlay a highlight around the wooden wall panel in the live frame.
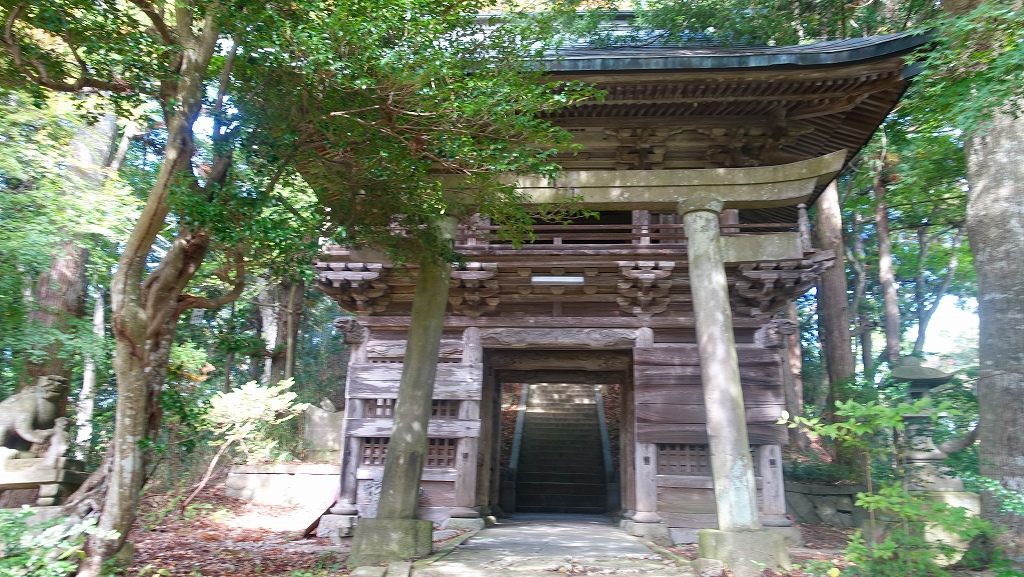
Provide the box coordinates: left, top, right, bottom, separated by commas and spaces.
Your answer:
636, 423, 787, 445
634, 365, 780, 386
634, 345, 780, 366
636, 404, 783, 425
348, 363, 483, 400
634, 384, 783, 406
356, 479, 455, 508
347, 418, 481, 438
657, 487, 717, 514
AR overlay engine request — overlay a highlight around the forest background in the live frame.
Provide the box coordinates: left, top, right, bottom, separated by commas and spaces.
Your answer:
0, 0, 1022, 573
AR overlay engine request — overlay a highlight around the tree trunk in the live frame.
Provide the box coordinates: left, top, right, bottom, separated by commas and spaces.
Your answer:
25, 114, 120, 391
74, 292, 104, 460
874, 172, 901, 365
813, 181, 856, 402
25, 240, 88, 397
75, 16, 223, 574
257, 278, 282, 385
280, 280, 303, 382
965, 109, 1024, 567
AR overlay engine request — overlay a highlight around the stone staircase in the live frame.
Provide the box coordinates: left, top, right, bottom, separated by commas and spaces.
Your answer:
515, 384, 608, 514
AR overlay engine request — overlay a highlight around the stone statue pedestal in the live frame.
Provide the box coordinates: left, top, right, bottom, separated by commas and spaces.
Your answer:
0, 457, 87, 507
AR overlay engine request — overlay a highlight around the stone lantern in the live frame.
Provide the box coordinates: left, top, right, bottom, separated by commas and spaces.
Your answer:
890, 357, 960, 492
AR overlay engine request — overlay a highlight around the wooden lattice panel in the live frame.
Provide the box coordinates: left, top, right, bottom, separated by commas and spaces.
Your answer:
431, 400, 459, 419
361, 437, 388, 466
657, 444, 710, 475
657, 444, 760, 476
359, 437, 457, 468
425, 438, 457, 468
365, 398, 395, 417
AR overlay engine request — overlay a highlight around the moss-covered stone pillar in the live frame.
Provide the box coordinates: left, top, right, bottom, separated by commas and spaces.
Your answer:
350, 218, 456, 566
680, 197, 790, 575
679, 197, 761, 532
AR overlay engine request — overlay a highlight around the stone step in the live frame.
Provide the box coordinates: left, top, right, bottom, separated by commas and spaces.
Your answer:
516, 493, 607, 509
517, 471, 607, 484
516, 482, 607, 496
514, 505, 609, 515
519, 462, 604, 473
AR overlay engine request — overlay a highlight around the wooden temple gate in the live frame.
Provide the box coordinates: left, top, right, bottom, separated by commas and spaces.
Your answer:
315, 31, 926, 542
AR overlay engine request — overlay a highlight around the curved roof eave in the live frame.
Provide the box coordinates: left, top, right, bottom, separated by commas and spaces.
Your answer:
546, 30, 931, 74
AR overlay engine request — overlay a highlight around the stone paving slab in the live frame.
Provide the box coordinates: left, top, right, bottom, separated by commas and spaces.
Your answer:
413, 514, 695, 577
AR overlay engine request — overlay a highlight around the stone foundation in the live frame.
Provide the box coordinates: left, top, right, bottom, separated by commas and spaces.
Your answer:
784, 482, 868, 527
225, 463, 338, 508
698, 529, 791, 577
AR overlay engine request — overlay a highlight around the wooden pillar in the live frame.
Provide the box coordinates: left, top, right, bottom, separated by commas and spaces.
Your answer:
453, 328, 482, 518
756, 445, 786, 516
679, 197, 761, 533
332, 332, 368, 515
453, 402, 480, 517
633, 442, 661, 522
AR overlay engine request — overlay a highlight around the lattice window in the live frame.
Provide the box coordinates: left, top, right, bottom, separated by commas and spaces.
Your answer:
359, 437, 457, 468
657, 444, 760, 475
658, 444, 710, 475
431, 400, 459, 419
425, 438, 457, 468
361, 437, 388, 466
365, 398, 394, 417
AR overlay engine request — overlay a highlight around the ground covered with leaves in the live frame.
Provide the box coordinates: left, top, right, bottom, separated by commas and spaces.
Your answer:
123, 490, 996, 577
125, 487, 348, 576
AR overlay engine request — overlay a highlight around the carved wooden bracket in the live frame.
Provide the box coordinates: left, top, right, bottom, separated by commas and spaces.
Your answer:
608, 127, 683, 170
317, 263, 390, 314
617, 261, 675, 320
449, 263, 500, 317
731, 251, 834, 316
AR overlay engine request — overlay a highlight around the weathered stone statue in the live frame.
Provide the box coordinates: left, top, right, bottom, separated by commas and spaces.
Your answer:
0, 375, 69, 456
0, 375, 84, 509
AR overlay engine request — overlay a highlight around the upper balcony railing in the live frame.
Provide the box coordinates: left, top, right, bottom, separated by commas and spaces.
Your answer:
456, 222, 800, 247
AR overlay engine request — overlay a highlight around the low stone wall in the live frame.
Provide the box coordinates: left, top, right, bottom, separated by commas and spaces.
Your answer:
784, 482, 869, 527
225, 463, 338, 509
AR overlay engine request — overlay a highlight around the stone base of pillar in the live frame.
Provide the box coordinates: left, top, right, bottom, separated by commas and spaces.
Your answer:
442, 517, 486, 531
448, 506, 480, 518
631, 511, 661, 523
330, 501, 358, 515
622, 521, 672, 547
697, 529, 791, 577
316, 514, 357, 541
349, 518, 433, 566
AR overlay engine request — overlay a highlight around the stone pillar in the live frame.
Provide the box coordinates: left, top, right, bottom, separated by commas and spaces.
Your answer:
350, 219, 456, 566
679, 197, 760, 532
680, 197, 790, 574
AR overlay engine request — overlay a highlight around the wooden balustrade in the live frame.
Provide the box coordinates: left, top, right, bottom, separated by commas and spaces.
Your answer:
455, 222, 797, 246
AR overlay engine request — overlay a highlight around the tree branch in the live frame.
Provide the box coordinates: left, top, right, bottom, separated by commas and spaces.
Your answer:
176, 248, 246, 313
127, 0, 176, 45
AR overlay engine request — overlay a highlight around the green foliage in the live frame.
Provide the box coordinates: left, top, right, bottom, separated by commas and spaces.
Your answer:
784, 455, 859, 485
785, 397, 997, 575
202, 379, 310, 464
912, 0, 1024, 132
628, 0, 936, 47
0, 510, 119, 577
